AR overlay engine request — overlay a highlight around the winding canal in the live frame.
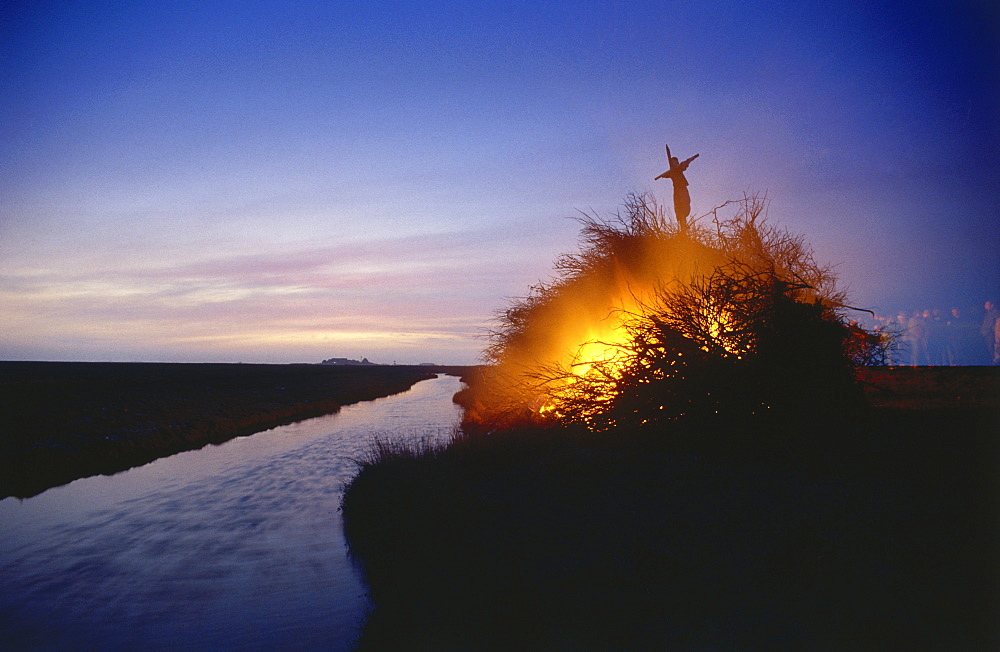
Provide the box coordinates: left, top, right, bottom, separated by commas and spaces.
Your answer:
0, 374, 464, 650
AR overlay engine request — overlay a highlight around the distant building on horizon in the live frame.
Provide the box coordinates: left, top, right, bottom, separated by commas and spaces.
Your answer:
320, 357, 376, 366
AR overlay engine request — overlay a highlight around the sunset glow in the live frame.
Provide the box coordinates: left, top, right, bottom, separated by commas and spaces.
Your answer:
2, 2, 996, 364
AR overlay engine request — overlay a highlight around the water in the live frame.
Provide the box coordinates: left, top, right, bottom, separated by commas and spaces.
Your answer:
0, 374, 464, 650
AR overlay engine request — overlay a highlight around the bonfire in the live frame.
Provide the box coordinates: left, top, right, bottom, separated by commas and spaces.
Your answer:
466, 191, 888, 432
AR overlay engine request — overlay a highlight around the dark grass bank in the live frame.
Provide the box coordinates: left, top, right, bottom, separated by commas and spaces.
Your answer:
342, 368, 1000, 649
0, 362, 474, 499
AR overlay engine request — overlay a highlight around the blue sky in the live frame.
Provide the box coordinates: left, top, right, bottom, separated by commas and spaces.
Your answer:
2, 1, 997, 364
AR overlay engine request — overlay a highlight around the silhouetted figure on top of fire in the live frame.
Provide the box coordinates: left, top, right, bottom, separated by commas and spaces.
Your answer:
655, 144, 699, 230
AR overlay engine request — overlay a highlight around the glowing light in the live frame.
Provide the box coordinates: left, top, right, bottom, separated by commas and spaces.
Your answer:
474, 192, 879, 431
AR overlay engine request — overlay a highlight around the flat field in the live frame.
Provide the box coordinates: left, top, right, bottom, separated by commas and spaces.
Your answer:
0, 362, 472, 499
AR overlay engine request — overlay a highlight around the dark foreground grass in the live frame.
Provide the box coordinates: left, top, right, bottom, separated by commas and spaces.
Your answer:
0, 362, 462, 498
342, 384, 999, 649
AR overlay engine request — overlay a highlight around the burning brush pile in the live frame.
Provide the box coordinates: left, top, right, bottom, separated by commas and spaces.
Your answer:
343, 191, 993, 650
465, 192, 889, 433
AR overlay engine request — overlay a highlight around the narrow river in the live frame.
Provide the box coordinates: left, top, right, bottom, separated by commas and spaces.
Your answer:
0, 374, 464, 650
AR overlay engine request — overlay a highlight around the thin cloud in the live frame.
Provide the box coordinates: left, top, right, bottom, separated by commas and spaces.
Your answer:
0, 226, 535, 362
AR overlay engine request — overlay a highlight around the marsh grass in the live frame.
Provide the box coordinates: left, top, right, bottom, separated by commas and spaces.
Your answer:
342, 396, 998, 650
356, 432, 454, 466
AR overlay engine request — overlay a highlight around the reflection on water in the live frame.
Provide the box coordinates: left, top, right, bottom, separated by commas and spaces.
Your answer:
0, 375, 464, 650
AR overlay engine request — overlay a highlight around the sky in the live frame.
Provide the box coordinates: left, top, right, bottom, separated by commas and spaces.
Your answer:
2, 1, 997, 365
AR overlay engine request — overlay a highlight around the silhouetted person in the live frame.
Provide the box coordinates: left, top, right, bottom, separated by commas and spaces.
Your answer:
655, 144, 698, 230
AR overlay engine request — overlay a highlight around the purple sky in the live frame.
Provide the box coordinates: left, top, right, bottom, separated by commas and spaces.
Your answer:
2, 1, 997, 364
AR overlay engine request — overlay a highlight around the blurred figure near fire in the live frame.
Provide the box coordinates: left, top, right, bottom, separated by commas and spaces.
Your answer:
927, 308, 947, 365
981, 301, 999, 364
994, 317, 1000, 365
907, 310, 929, 366
889, 311, 908, 365
655, 144, 699, 230
945, 307, 978, 365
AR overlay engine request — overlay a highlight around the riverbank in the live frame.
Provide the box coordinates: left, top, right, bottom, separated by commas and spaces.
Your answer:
342, 366, 999, 649
0, 362, 474, 499
0, 374, 469, 650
